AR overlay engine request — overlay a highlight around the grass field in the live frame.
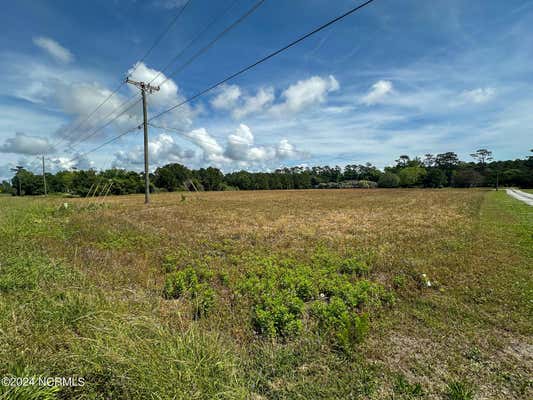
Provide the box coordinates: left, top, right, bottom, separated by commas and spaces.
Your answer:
0, 189, 531, 399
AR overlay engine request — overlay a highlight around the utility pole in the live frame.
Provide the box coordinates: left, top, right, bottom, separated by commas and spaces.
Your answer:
42, 155, 47, 196
125, 78, 160, 204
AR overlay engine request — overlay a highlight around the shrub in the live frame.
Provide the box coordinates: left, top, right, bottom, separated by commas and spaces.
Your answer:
393, 274, 406, 288
310, 297, 369, 352
163, 267, 198, 299
191, 283, 216, 319
378, 172, 400, 188
339, 258, 369, 276
253, 294, 304, 338
161, 254, 178, 273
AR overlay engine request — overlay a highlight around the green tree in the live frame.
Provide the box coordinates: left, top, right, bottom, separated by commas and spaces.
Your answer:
423, 168, 447, 188
470, 149, 493, 168
0, 180, 12, 194
196, 167, 223, 191
398, 166, 427, 187
154, 163, 191, 191
378, 172, 400, 188
453, 169, 484, 187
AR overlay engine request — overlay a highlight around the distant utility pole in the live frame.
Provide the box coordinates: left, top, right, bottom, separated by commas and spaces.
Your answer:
125, 78, 160, 204
42, 155, 47, 196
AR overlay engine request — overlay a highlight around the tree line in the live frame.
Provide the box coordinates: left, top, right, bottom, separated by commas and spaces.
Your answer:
1, 149, 532, 196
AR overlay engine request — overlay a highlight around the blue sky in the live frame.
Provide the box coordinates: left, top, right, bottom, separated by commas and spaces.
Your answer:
1, 0, 532, 180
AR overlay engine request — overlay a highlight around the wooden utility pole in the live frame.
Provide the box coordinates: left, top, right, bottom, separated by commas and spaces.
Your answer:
42, 155, 47, 196
125, 78, 160, 204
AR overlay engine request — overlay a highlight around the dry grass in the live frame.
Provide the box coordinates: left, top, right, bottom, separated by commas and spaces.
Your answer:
1, 189, 531, 399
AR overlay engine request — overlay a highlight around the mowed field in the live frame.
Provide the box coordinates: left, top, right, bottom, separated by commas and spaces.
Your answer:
0, 189, 531, 399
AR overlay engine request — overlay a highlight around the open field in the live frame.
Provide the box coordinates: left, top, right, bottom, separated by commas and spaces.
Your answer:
1, 189, 531, 399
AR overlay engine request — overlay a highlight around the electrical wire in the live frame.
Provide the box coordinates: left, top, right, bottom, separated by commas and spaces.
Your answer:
68, 0, 377, 162
65, 0, 250, 154
149, 0, 376, 122
52, 0, 193, 149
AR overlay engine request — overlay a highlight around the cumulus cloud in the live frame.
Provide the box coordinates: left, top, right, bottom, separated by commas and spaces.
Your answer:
33, 37, 73, 63
0, 132, 55, 155
270, 75, 339, 115
113, 132, 195, 169
360, 80, 393, 105
55, 82, 141, 138
126, 62, 194, 127
210, 75, 339, 119
233, 87, 275, 119
211, 84, 242, 110
47, 154, 94, 171
53, 62, 193, 144
177, 123, 303, 167
460, 87, 495, 104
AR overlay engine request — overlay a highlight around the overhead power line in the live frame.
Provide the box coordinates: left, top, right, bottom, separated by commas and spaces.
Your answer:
66, 0, 253, 154
154, 0, 265, 89
53, 0, 193, 149
69, 124, 142, 163
67, 97, 143, 149
149, 0, 376, 122
67, 0, 376, 162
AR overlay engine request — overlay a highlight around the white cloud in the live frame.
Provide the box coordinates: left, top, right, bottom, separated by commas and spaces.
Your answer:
184, 128, 225, 159
177, 123, 303, 167
0, 132, 55, 155
460, 87, 495, 104
360, 80, 393, 105
210, 76, 339, 119
47, 154, 94, 171
126, 62, 194, 128
113, 132, 195, 169
211, 84, 242, 110
55, 82, 141, 138
33, 37, 73, 63
51, 62, 193, 145
233, 87, 275, 119
271, 75, 339, 115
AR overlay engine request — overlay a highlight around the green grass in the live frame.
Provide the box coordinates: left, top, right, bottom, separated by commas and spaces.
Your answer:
0, 190, 531, 399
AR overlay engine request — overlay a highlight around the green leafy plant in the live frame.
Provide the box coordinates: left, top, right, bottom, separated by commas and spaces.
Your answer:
191, 283, 216, 319
445, 381, 475, 400
339, 258, 370, 276
393, 374, 425, 399
163, 267, 198, 299
253, 294, 304, 338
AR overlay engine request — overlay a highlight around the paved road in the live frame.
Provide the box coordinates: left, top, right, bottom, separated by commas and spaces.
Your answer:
506, 188, 533, 206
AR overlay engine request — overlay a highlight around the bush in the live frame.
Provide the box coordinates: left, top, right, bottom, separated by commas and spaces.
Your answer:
339, 258, 369, 276
378, 172, 400, 188
253, 294, 304, 337
163, 267, 198, 299
311, 297, 369, 352
191, 283, 216, 319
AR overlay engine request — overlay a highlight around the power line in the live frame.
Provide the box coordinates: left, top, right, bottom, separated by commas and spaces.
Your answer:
67, 97, 142, 149
154, 0, 265, 88
69, 0, 377, 163
52, 0, 193, 150
149, 0, 376, 122
65, 0, 250, 154
146, 0, 242, 88
134, 0, 193, 68
148, 122, 188, 133
69, 124, 142, 163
